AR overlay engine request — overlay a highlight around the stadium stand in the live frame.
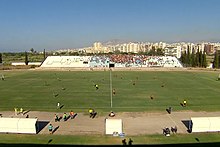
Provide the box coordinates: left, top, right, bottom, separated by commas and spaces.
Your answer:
40, 56, 91, 68
89, 55, 109, 68
40, 55, 183, 68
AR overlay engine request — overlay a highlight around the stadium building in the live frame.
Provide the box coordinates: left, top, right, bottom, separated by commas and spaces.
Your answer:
40, 55, 183, 68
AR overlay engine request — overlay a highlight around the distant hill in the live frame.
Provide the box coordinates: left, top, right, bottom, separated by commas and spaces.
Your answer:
102, 39, 132, 46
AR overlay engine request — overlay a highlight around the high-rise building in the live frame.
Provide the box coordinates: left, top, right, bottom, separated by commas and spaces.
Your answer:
93, 42, 102, 53
164, 46, 181, 58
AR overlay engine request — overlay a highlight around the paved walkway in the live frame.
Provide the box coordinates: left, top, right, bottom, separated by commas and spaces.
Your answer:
1, 111, 220, 136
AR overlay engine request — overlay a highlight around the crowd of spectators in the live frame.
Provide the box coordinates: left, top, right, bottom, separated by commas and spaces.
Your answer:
89, 54, 163, 67
107, 55, 182, 67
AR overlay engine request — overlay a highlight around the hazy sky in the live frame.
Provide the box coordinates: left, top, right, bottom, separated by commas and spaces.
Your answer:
0, 0, 220, 52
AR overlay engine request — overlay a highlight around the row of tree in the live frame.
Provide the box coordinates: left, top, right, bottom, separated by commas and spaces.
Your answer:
0, 49, 47, 65
24, 49, 47, 65
1, 48, 220, 69
0, 53, 2, 64
180, 49, 207, 68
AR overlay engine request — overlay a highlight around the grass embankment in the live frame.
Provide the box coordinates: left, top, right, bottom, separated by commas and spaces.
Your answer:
0, 133, 220, 145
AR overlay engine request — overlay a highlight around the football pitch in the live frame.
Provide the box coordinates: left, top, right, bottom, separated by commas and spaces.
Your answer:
1, 68, 220, 146
0, 69, 220, 112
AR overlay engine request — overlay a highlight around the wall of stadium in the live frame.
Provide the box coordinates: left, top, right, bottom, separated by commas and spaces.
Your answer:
41, 56, 91, 68
40, 55, 183, 68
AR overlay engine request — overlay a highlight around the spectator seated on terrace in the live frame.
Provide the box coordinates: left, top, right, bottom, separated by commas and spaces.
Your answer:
89, 56, 109, 67
108, 54, 149, 67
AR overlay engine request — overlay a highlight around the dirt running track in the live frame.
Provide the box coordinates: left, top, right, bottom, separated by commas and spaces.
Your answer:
1, 111, 220, 136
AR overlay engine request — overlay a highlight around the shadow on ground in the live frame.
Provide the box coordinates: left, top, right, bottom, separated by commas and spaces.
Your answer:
1, 142, 220, 147
181, 120, 192, 133
36, 121, 49, 134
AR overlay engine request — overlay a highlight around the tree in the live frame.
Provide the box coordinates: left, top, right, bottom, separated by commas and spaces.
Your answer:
180, 51, 186, 67
190, 50, 196, 67
25, 51, 29, 65
30, 48, 34, 53
199, 51, 203, 67
185, 48, 190, 67
147, 48, 156, 56
137, 51, 146, 55
156, 48, 164, 56
112, 50, 120, 54
213, 50, 219, 68
202, 52, 207, 68
195, 49, 200, 67
43, 49, 46, 60
0, 53, 2, 64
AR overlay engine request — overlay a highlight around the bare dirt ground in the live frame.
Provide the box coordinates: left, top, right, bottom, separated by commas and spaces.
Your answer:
1, 110, 220, 136
36, 67, 220, 72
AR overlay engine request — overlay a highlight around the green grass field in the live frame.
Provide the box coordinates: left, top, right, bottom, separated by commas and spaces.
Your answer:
1, 69, 220, 146
0, 133, 220, 145
0, 70, 220, 112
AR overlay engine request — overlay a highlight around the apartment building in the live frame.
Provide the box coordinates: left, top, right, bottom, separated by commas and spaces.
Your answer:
164, 46, 182, 58
56, 41, 220, 59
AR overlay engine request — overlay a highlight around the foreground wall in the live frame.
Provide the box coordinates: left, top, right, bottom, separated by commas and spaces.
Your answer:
191, 117, 220, 133
0, 118, 37, 134
105, 119, 123, 135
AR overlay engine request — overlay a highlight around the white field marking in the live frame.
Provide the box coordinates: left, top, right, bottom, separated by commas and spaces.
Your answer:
167, 114, 184, 132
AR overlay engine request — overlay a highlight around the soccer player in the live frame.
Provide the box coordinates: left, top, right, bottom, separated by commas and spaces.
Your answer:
183, 100, 187, 107
94, 84, 99, 90
113, 89, 116, 96
1, 74, 4, 80
70, 110, 74, 119
14, 108, 18, 115
88, 108, 97, 118
89, 108, 94, 118
48, 124, 53, 134
132, 81, 136, 86
57, 102, 60, 109
54, 114, 59, 122
63, 113, 67, 121
20, 108, 23, 115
